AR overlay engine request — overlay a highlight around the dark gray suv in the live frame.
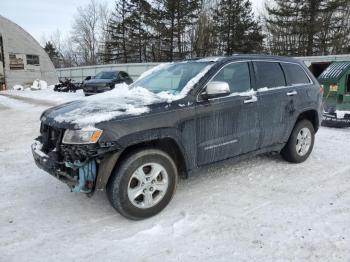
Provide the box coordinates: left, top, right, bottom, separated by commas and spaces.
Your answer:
32, 55, 322, 220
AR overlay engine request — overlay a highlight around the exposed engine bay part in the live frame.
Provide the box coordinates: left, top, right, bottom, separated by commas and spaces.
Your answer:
66, 160, 97, 193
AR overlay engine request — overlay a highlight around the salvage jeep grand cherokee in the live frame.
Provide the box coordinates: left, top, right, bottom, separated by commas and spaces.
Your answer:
32, 55, 322, 220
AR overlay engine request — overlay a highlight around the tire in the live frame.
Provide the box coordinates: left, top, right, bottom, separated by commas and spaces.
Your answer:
281, 119, 315, 163
107, 149, 178, 220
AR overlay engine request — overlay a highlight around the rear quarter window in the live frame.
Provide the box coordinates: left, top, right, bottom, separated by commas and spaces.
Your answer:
281, 63, 310, 85
253, 62, 286, 89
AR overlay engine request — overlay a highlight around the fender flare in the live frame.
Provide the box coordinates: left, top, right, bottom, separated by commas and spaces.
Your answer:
95, 130, 189, 191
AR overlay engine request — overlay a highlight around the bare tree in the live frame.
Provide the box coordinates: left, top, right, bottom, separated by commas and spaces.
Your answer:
71, 0, 110, 65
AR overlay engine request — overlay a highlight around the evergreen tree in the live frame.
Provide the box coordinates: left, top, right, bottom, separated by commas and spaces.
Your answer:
105, 0, 133, 63
266, 0, 349, 56
44, 41, 61, 68
212, 0, 264, 55
153, 0, 202, 61
128, 0, 153, 62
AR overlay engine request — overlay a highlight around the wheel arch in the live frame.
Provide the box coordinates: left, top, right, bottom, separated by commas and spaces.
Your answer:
96, 135, 189, 191
296, 109, 320, 133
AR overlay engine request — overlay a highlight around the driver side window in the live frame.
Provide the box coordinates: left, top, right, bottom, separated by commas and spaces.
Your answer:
211, 62, 251, 93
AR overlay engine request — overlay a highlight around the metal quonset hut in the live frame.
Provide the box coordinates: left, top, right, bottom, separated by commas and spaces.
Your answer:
319, 62, 350, 127
0, 15, 58, 89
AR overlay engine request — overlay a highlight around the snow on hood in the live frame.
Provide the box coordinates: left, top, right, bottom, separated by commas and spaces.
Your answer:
53, 64, 213, 128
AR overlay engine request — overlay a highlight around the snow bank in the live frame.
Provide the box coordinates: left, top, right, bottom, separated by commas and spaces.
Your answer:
336, 110, 350, 119
13, 85, 24, 91
31, 80, 48, 90
4, 89, 84, 104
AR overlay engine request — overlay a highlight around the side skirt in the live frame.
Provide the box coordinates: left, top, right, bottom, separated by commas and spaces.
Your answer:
188, 143, 285, 177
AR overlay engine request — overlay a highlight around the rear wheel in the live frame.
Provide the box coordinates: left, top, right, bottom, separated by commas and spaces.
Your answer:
107, 149, 178, 220
281, 119, 315, 163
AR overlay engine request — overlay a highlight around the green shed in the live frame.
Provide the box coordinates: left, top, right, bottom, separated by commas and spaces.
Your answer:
318, 62, 350, 127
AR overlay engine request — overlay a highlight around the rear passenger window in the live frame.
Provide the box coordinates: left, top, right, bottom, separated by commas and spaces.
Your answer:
211, 62, 251, 93
254, 62, 286, 89
281, 63, 310, 85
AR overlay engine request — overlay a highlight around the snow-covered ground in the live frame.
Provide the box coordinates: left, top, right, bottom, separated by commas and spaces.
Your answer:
2, 89, 84, 104
0, 91, 350, 262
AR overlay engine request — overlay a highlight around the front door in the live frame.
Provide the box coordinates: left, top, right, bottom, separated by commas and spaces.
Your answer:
195, 61, 260, 166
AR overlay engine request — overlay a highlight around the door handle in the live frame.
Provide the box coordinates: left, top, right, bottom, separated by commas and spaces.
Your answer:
286, 90, 298, 96
244, 96, 258, 104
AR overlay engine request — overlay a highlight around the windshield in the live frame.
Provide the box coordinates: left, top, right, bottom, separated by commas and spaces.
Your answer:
95, 71, 118, 80
131, 62, 212, 94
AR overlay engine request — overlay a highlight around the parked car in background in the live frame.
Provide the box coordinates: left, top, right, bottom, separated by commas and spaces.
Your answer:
83, 71, 133, 96
32, 55, 322, 220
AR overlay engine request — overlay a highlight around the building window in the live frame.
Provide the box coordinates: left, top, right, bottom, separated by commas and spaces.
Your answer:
9, 53, 24, 70
26, 54, 40, 66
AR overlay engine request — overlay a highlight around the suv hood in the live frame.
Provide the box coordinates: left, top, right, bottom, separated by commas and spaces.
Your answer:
41, 85, 181, 129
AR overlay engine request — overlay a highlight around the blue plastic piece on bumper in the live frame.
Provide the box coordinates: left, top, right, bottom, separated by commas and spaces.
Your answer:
66, 160, 96, 193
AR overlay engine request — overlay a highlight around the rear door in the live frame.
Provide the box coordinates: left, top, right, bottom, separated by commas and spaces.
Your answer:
254, 61, 296, 148
280, 62, 314, 135
195, 61, 260, 166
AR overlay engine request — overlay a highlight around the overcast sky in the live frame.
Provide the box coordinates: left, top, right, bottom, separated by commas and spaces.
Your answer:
0, 0, 265, 45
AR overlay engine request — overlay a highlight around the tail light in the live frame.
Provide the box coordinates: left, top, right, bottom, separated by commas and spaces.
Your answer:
320, 84, 324, 94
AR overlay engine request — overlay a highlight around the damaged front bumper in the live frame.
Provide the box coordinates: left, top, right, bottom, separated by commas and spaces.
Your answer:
31, 140, 80, 189
31, 139, 120, 193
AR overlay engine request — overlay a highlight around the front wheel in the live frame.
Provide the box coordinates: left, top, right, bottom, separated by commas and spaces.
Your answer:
281, 119, 315, 163
107, 149, 178, 220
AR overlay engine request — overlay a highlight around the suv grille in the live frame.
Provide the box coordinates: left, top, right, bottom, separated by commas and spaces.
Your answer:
40, 123, 64, 154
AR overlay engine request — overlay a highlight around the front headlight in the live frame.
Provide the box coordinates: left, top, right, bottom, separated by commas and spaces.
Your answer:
62, 128, 103, 144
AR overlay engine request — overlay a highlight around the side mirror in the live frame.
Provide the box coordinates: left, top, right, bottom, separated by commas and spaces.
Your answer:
84, 76, 92, 81
203, 81, 230, 99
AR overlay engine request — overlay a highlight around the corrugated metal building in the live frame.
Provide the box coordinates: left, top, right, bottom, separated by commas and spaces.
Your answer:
0, 15, 58, 89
